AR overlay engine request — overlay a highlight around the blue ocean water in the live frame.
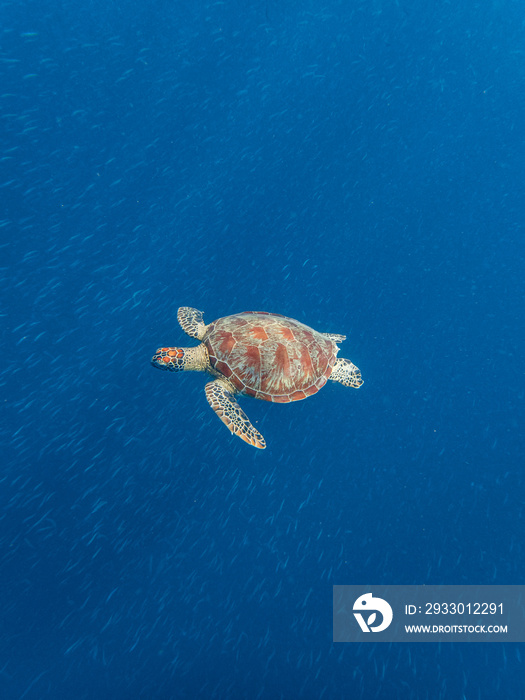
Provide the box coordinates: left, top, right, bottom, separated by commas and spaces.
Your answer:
2, 0, 524, 697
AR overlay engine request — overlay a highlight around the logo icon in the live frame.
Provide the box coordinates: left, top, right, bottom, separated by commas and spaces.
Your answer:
353, 593, 393, 632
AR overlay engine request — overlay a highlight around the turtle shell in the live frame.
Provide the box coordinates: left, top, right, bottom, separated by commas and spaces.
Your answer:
204, 312, 339, 403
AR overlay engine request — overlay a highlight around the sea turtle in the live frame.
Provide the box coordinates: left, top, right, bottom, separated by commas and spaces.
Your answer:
151, 307, 363, 449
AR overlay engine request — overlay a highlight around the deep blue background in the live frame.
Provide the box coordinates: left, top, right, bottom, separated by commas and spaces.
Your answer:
1, 0, 524, 698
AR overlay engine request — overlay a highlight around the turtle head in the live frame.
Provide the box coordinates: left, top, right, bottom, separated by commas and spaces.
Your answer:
151, 347, 186, 371
151, 345, 208, 372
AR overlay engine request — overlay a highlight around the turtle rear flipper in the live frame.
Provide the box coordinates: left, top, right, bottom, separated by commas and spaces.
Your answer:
323, 332, 346, 343
330, 358, 363, 388
205, 379, 266, 449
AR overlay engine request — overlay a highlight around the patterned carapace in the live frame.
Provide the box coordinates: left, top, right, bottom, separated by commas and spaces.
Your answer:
205, 312, 336, 403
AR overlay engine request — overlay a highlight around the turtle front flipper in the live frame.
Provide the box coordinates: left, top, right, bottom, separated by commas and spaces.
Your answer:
177, 307, 208, 340
330, 358, 363, 388
205, 379, 266, 449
